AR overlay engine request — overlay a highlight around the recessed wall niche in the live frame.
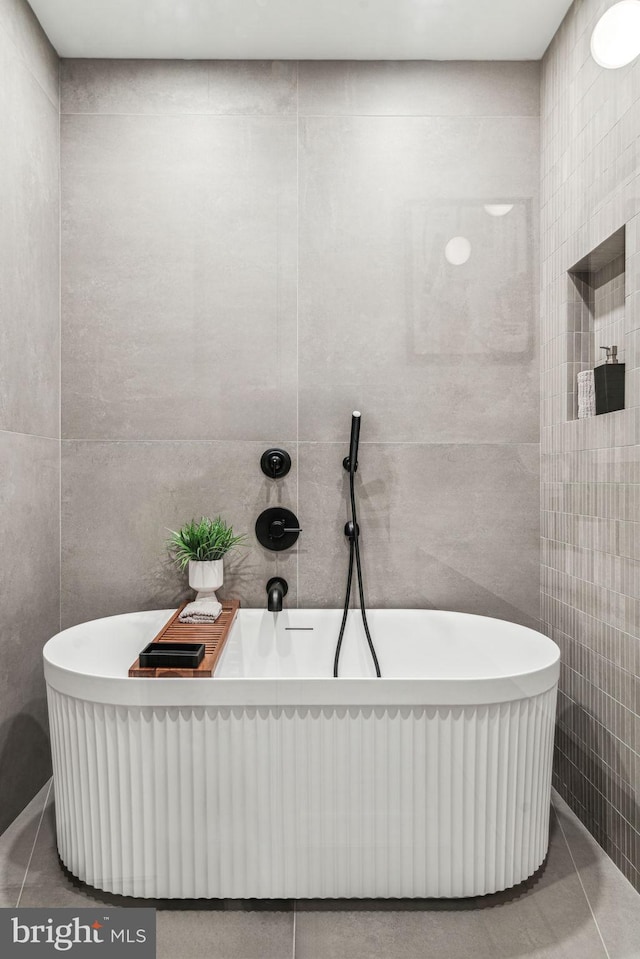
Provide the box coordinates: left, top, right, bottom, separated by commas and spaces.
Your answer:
567, 227, 626, 419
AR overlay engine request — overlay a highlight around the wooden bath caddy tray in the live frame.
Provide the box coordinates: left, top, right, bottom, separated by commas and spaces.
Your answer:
128, 599, 240, 678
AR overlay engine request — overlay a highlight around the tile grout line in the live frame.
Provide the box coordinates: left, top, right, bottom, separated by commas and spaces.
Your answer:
0, 428, 60, 442
292, 900, 297, 959
59, 55, 62, 636
60, 111, 538, 120
57, 438, 541, 446
16, 779, 54, 908
552, 798, 611, 959
555, 698, 640, 763
295, 59, 300, 610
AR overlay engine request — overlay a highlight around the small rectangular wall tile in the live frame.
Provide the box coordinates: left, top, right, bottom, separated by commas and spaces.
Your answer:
542, 0, 640, 883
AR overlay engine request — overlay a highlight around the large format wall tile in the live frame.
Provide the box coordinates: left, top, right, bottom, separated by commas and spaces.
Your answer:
298, 60, 540, 118
58, 56, 541, 765
61, 440, 299, 627
298, 115, 539, 444
297, 442, 540, 628
61, 58, 297, 116
0, 29, 59, 438
62, 114, 297, 441
0, 0, 59, 835
0, 432, 59, 833
0, 0, 58, 106
58, 59, 540, 650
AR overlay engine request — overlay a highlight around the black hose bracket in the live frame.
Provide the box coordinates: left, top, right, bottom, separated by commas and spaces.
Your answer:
344, 520, 359, 542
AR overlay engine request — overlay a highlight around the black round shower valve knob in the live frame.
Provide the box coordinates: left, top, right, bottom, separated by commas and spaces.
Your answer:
269, 518, 288, 538
255, 507, 302, 551
260, 448, 292, 479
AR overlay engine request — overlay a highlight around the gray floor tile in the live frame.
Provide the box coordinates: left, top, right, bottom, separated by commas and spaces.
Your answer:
293, 811, 608, 959
156, 911, 293, 959
19, 882, 112, 908
20, 875, 295, 959
16, 787, 635, 959
19, 789, 296, 959
16, 796, 187, 908
20, 820, 296, 957
0, 886, 23, 908
553, 790, 640, 959
0, 779, 50, 904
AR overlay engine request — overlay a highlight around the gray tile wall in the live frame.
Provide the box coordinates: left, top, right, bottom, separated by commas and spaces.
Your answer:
60, 60, 540, 641
0, 0, 59, 832
593, 256, 626, 363
541, 0, 640, 888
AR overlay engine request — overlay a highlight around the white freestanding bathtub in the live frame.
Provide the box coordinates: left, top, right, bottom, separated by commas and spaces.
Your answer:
43, 608, 559, 899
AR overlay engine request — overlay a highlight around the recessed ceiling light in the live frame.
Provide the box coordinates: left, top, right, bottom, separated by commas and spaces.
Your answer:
484, 204, 514, 217
591, 1, 640, 69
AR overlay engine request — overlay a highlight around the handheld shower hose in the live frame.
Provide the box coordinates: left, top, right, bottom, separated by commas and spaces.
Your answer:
334, 412, 381, 678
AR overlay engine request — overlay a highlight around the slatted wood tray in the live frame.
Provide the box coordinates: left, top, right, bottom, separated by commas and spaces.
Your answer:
128, 599, 240, 677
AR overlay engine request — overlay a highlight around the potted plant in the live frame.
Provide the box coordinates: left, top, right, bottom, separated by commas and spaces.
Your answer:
166, 516, 246, 600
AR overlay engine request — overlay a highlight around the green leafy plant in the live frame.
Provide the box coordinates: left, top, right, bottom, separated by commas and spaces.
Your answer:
166, 516, 247, 571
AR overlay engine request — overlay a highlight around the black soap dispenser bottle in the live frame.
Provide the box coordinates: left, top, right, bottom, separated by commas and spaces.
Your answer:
594, 345, 625, 414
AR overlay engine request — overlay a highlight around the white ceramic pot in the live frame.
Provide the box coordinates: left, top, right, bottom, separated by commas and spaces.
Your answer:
188, 559, 223, 600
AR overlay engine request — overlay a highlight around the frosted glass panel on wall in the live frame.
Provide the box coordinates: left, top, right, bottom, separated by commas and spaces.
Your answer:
409, 200, 533, 360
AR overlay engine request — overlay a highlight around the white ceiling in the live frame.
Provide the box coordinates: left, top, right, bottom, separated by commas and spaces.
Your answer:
28, 0, 574, 60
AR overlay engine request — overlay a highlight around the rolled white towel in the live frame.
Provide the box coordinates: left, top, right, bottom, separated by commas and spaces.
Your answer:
178, 599, 222, 624
577, 369, 595, 418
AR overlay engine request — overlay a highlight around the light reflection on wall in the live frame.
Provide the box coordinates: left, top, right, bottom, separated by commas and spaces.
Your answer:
444, 235, 471, 265
409, 198, 533, 360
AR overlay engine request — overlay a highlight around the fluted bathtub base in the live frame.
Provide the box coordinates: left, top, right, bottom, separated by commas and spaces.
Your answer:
47, 689, 557, 899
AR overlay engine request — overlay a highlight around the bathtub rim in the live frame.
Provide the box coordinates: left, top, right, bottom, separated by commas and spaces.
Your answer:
43, 607, 560, 708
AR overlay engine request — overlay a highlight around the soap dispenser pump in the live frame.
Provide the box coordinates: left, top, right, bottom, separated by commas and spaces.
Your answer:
594, 345, 625, 414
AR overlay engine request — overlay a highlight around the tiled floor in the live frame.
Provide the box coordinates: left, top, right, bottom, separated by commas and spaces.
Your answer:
1, 784, 639, 959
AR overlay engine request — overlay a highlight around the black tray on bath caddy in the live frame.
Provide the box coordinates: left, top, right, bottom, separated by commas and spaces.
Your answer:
128, 600, 240, 678
138, 641, 205, 669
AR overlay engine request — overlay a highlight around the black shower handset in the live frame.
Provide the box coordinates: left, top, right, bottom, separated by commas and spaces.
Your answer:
334, 410, 381, 679
342, 410, 361, 476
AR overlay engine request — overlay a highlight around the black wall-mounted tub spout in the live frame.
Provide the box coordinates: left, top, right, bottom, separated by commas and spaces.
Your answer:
266, 577, 288, 612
